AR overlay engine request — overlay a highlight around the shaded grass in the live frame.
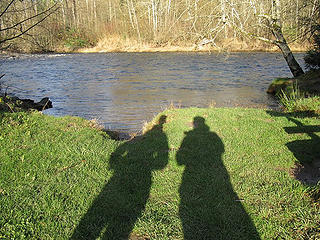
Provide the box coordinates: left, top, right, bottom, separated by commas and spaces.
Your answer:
0, 108, 320, 239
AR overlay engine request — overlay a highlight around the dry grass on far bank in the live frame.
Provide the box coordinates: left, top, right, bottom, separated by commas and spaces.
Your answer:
78, 35, 310, 53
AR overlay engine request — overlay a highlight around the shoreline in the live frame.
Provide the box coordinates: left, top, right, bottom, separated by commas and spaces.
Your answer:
77, 46, 308, 54
1, 42, 309, 55
0, 49, 307, 57
75, 39, 309, 54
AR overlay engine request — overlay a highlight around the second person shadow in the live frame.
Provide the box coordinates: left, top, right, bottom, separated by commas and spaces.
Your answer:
71, 115, 169, 240
176, 117, 260, 239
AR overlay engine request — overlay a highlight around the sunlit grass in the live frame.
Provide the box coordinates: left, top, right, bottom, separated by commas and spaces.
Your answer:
278, 90, 320, 114
0, 108, 319, 239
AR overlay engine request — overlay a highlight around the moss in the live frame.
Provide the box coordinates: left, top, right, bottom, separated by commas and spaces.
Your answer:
267, 69, 320, 95
0, 95, 52, 112
266, 77, 292, 94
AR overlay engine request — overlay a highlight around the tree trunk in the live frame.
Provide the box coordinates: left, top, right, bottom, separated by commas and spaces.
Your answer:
272, 23, 304, 77
271, 0, 304, 77
277, 41, 304, 77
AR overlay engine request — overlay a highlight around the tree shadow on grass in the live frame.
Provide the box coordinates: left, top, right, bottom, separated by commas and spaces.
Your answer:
176, 117, 260, 240
71, 115, 169, 240
267, 110, 320, 185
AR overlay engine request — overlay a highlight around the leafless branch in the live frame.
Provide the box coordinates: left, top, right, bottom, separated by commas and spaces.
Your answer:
0, 3, 58, 32
0, 0, 15, 19
0, 3, 59, 45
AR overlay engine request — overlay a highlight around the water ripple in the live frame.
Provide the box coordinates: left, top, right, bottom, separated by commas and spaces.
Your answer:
0, 52, 305, 132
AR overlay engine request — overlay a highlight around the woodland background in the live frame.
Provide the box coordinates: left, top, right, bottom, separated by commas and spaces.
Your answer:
0, 0, 319, 52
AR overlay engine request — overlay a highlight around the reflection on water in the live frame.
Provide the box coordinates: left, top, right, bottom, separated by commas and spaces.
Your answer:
0, 52, 304, 132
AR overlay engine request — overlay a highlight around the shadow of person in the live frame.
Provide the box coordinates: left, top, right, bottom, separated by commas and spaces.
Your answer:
71, 115, 169, 240
267, 110, 320, 185
176, 117, 260, 240
285, 119, 320, 185
284, 117, 320, 164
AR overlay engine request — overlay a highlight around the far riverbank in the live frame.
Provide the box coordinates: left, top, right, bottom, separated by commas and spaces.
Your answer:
77, 39, 309, 53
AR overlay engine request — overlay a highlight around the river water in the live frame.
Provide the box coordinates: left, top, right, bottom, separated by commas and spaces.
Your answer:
0, 52, 305, 133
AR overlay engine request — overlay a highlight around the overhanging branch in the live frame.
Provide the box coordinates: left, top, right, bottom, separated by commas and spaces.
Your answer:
232, 22, 277, 45
0, 0, 15, 19
0, 3, 59, 45
0, 3, 58, 32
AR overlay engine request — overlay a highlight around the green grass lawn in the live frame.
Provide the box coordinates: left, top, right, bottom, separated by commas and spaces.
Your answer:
0, 108, 319, 239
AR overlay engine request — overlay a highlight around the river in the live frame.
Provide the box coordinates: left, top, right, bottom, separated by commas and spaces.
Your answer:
0, 52, 305, 133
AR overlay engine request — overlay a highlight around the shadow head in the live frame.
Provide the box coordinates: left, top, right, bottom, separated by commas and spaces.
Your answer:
193, 116, 206, 128
158, 115, 167, 126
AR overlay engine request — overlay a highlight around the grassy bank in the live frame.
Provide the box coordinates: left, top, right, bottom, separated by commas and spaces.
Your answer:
267, 69, 320, 114
267, 70, 320, 96
1, 108, 319, 239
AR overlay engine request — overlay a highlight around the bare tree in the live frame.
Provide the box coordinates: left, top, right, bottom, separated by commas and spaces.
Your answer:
0, 0, 59, 49
0, 0, 317, 54
236, 0, 320, 77
267, 0, 304, 77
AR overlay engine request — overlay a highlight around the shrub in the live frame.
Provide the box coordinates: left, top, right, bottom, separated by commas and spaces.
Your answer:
278, 85, 320, 114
